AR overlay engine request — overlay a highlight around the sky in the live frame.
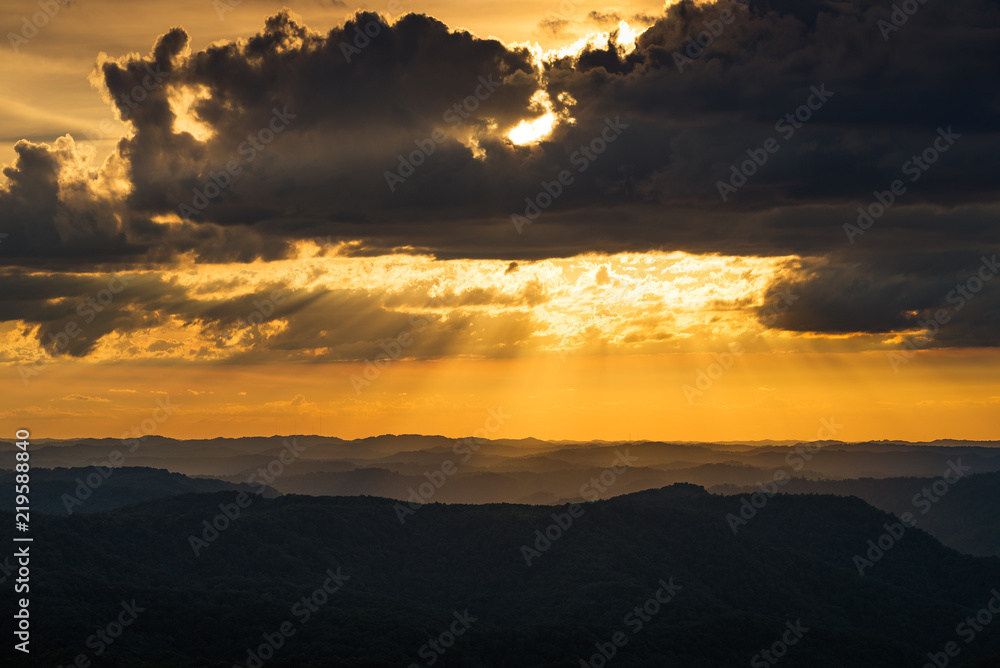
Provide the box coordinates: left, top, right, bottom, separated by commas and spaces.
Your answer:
1, 0, 998, 441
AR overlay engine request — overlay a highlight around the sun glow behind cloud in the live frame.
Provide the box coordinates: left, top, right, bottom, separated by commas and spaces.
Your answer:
507, 90, 563, 145
168, 85, 215, 142
506, 21, 640, 145
6, 244, 997, 442
0, 249, 853, 369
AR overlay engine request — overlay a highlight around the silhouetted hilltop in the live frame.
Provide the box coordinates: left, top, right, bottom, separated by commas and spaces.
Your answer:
3, 487, 999, 667
0, 467, 277, 515
715, 471, 1000, 557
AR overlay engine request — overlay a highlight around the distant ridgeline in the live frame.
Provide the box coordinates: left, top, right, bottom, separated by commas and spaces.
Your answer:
4, 440, 1000, 559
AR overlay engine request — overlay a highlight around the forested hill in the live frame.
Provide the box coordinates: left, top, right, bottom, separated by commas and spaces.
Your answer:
715, 471, 1000, 557
0, 466, 276, 515
2, 487, 999, 667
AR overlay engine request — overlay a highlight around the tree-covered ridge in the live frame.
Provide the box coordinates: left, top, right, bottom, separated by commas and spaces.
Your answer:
1, 487, 999, 666
0, 467, 276, 515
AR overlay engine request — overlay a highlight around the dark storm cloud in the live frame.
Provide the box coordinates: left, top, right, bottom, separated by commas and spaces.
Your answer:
0, 0, 998, 346
0, 140, 135, 264
758, 250, 1000, 346
119, 1, 999, 253
111, 11, 540, 227
0, 137, 293, 268
0, 271, 325, 358
0, 267, 547, 363
0, 272, 179, 357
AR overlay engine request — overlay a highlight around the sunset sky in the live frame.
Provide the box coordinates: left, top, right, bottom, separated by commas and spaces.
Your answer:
1, 0, 997, 441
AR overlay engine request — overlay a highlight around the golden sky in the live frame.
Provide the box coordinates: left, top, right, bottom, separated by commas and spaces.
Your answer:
6, 349, 1000, 441
1, 0, 997, 441
4, 247, 997, 441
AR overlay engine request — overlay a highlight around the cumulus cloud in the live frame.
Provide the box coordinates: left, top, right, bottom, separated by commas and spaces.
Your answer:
0, 0, 998, 347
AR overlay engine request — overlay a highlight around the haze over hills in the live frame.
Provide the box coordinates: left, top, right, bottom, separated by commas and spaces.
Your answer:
9, 436, 1000, 559
716, 471, 1000, 558
6, 435, 999, 482
0, 467, 278, 516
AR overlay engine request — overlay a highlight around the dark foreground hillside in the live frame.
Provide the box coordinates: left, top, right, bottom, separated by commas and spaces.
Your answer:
0, 467, 276, 515
716, 471, 1000, 557
2, 486, 999, 667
